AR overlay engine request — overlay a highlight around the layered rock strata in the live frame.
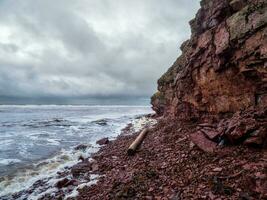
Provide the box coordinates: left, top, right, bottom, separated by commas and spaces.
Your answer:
151, 0, 267, 148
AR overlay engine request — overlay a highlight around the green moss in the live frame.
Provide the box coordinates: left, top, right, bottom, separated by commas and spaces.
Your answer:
151, 91, 166, 106
227, 6, 249, 41
158, 65, 177, 86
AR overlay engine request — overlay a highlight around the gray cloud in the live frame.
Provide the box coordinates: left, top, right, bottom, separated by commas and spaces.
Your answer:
0, 0, 200, 98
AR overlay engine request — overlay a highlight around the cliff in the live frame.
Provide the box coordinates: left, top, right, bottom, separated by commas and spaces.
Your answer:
152, 0, 267, 148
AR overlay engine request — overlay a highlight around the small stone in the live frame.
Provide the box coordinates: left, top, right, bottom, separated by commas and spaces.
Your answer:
208, 192, 216, 200
55, 178, 69, 188
244, 137, 263, 146
255, 172, 266, 179
213, 167, 223, 172
91, 162, 99, 172
78, 155, 85, 161
67, 179, 79, 187
74, 144, 88, 151
189, 141, 195, 149
242, 163, 252, 170
96, 137, 109, 145
71, 162, 92, 177
55, 178, 78, 188
94, 119, 108, 126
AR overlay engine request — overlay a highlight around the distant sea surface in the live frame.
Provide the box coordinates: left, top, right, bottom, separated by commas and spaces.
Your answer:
0, 97, 153, 198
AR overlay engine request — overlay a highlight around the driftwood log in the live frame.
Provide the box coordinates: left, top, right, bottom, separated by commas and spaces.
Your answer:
127, 128, 149, 156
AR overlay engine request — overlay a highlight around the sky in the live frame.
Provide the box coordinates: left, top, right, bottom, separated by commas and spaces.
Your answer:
0, 0, 200, 100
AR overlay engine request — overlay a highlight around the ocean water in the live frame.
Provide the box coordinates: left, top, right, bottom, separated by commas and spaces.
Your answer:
0, 104, 153, 199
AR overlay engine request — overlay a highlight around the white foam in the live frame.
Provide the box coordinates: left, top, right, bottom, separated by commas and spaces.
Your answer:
64, 174, 100, 200
0, 149, 83, 196
28, 187, 58, 200
64, 189, 79, 200
0, 158, 21, 165
46, 138, 61, 146
18, 144, 33, 159
0, 139, 13, 146
132, 116, 157, 132
69, 125, 80, 132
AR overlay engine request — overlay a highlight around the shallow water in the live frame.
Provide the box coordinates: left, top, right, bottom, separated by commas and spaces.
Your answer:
0, 104, 153, 198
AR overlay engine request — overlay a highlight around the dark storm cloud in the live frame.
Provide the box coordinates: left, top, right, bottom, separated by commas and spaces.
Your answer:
0, 0, 200, 97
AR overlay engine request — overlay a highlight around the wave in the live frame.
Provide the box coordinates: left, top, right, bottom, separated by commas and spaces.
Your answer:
22, 118, 74, 128
0, 159, 22, 166
0, 145, 99, 199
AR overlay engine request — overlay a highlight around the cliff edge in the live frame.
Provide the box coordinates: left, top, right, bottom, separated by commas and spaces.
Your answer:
152, 0, 267, 148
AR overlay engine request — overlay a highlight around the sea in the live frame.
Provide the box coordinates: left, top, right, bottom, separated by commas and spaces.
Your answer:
0, 98, 154, 199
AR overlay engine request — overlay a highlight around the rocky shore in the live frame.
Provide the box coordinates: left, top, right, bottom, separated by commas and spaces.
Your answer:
34, 0, 267, 199
72, 0, 267, 199
60, 116, 265, 200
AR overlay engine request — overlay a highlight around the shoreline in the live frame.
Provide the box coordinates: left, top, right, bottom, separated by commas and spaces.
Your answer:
2, 114, 266, 199
0, 114, 155, 200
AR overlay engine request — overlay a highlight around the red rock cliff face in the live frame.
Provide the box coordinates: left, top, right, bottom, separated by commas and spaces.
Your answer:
151, 0, 267, 121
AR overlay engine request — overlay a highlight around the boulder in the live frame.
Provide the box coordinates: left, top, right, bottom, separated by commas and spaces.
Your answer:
190, 132, 217, 153
219, 110, 267, 146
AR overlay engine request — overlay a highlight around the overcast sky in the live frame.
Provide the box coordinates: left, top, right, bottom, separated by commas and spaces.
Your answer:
0, 0, 200, 98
